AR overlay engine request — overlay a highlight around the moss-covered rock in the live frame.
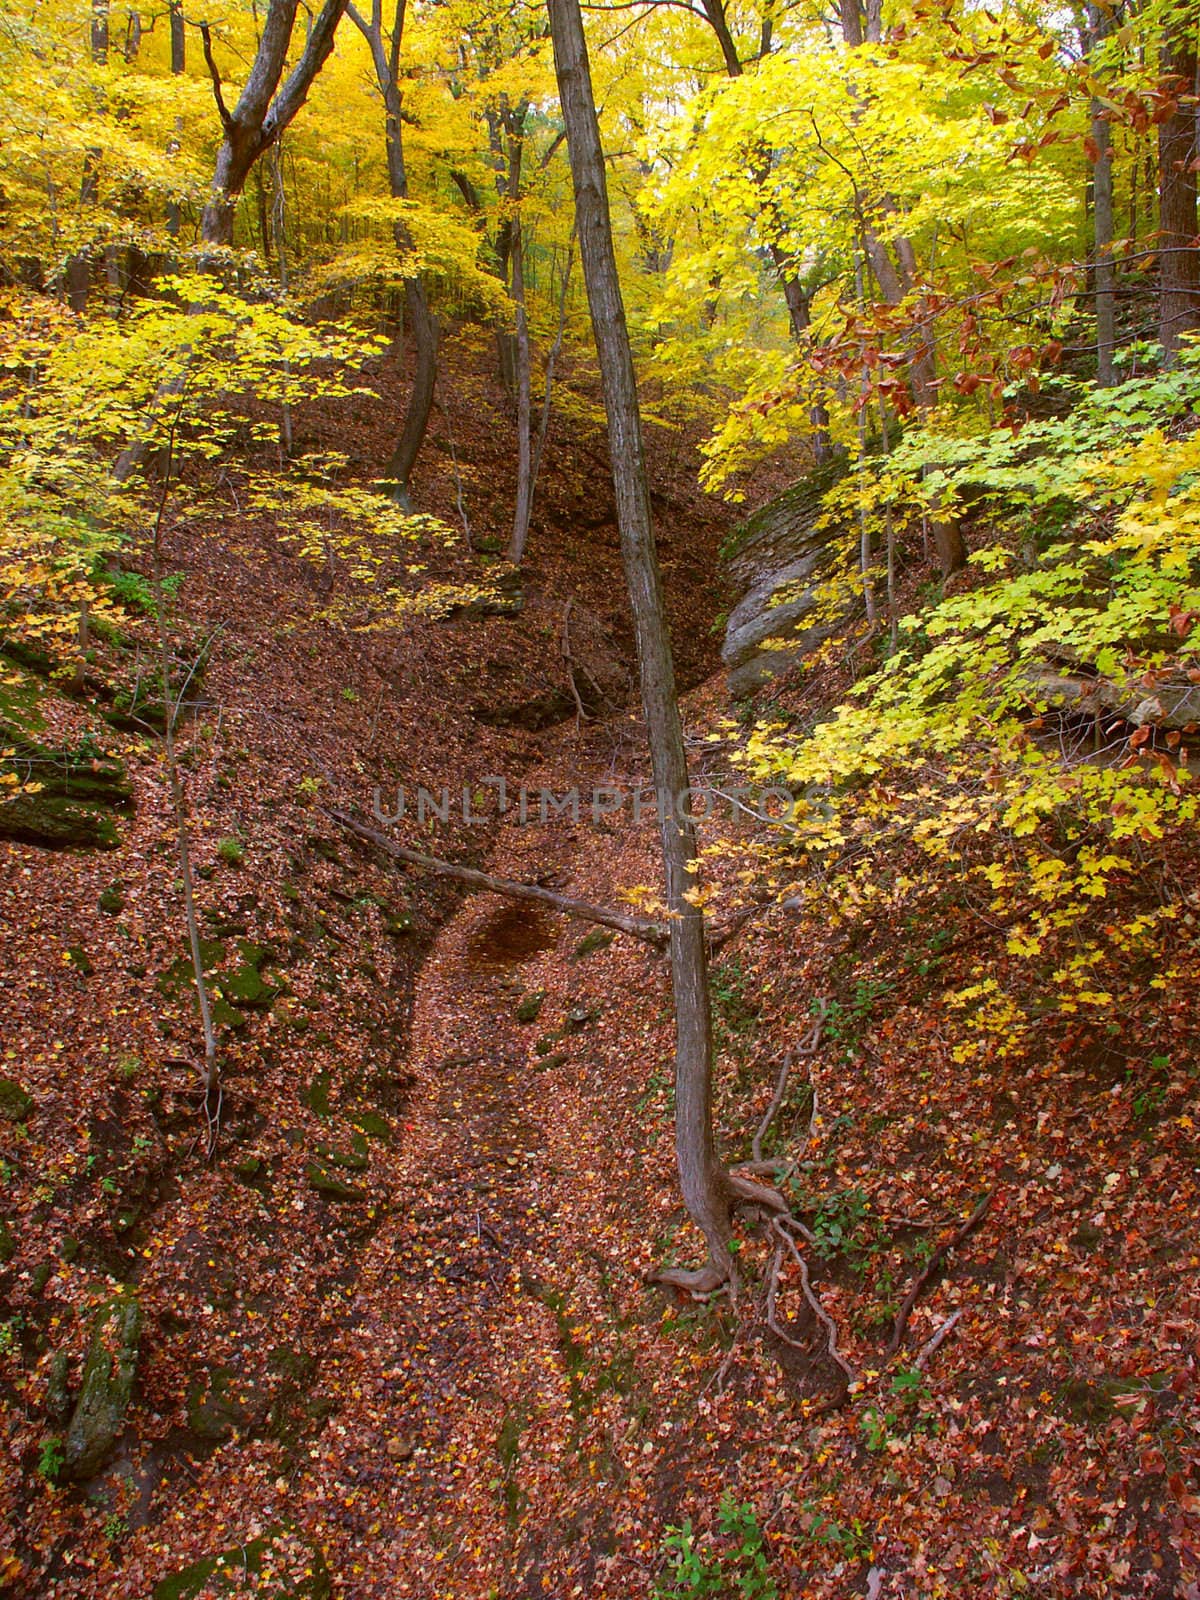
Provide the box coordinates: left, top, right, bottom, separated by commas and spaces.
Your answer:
151, 1528, 332, 1600
98, 881, 125, 915
515, 990, 546, 1024
571, 929, 614, 961
186, 1365, 259, 1442
313, 1131, 369, 1172
46, 1350, 71, 1423
63, 1290, 141, 1479
0, 727, 132, 850
304, 1160, 367, 1203
0, 1079, 33, 1122
347, 1108, 390, 1143
302, 1070, 332, 1118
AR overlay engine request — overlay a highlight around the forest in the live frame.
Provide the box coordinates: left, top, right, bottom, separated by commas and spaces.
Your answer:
0, 0, 1199, 1592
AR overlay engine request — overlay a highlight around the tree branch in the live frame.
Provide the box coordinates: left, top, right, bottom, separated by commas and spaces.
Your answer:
263, 0, 349, 145
199, 22, 234, 132
326, 807, 671, 946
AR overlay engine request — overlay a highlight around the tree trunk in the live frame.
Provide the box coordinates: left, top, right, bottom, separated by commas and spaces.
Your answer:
198, 0, 347, 249
114, 0, 345, 482
166, 0, 185, 239
548, 0, 736, 1281
349, 0, 438, 503
505, 110, 536, 565
1088, 2, 1116, 385
65, 0, 109, 311
1158, 16, 1200, 361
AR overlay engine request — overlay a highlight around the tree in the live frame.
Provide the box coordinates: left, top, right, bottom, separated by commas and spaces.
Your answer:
198, 0, 349, 247
548, 0, 778, 1290
347, 0, 439, 505
1157, 0, 1200, 360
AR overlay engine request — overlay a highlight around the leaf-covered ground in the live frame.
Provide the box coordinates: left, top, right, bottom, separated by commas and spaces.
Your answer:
1, 341, 1198, 1598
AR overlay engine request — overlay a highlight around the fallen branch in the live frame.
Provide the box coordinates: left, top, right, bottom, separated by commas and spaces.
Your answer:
914, 1308, 964, 1371
751, 1003, 826, 1165
885, 1192, 993, 1359
560, 598, 590, 730
326, 807, 670, 946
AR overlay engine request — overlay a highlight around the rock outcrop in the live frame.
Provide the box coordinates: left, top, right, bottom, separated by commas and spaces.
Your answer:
721, 460, 857, 697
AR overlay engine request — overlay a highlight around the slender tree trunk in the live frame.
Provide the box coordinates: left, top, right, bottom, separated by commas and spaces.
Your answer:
506, 110, 537, 565
1088, 3, 1116, 385
166, 0, 185, 239
1158, 14, 1200, 361
66, 0, 109, 311
549, 0, 739, 1283
349, 0, 438, 503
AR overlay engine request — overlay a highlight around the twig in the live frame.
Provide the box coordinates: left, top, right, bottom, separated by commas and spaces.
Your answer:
561, 597, 589, 731
885, 1193, 992, 1359
434, 383, 472, 544
914, 1308, 964, 1371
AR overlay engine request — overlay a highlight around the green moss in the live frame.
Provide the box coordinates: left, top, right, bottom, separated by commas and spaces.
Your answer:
0, 793, 121, 849
151, 1529, 331, 1600
532, 1053, 568, 1073
216, 837, 245, 867
302, 1070, 332, 1118
0, 1079, 33, 1122
313, 1132, 369, 1172
65, 945, 93, 976
63, 1291, 141, 1479
98, 881, 125, 915
571, 929, 614, 961
304, 1160, 367, 1203
186, 1365, 256, 1442
347, 1109, 390, 1143
0, 1218, 14, 1263
515, 991, 546, 1024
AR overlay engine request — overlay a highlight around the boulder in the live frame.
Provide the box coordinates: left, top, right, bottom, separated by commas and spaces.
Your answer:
63, 1291, 141, 1479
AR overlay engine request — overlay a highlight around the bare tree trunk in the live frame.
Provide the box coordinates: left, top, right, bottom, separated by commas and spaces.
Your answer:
1088, 2, 1116, 385
505, 108, 536, 564
349, 0, 438, 504
549, 0, 751, 1286
1158, 14, 1200, 361
65, 0, 109, 311
166, 0, 185, 239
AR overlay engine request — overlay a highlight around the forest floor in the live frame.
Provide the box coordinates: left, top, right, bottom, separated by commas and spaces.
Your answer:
1, 332, 1198, 1599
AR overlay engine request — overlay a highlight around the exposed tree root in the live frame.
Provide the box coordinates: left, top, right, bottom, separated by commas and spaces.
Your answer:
885, 1191, 993, 1359
751, 1002, 826, 1165
726, 1170, 790, 1214
648, 1261, 730, 1297
771, 1216, 859, 1389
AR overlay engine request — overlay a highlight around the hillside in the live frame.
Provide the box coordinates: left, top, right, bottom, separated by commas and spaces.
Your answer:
1, 327, 1198, 1599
